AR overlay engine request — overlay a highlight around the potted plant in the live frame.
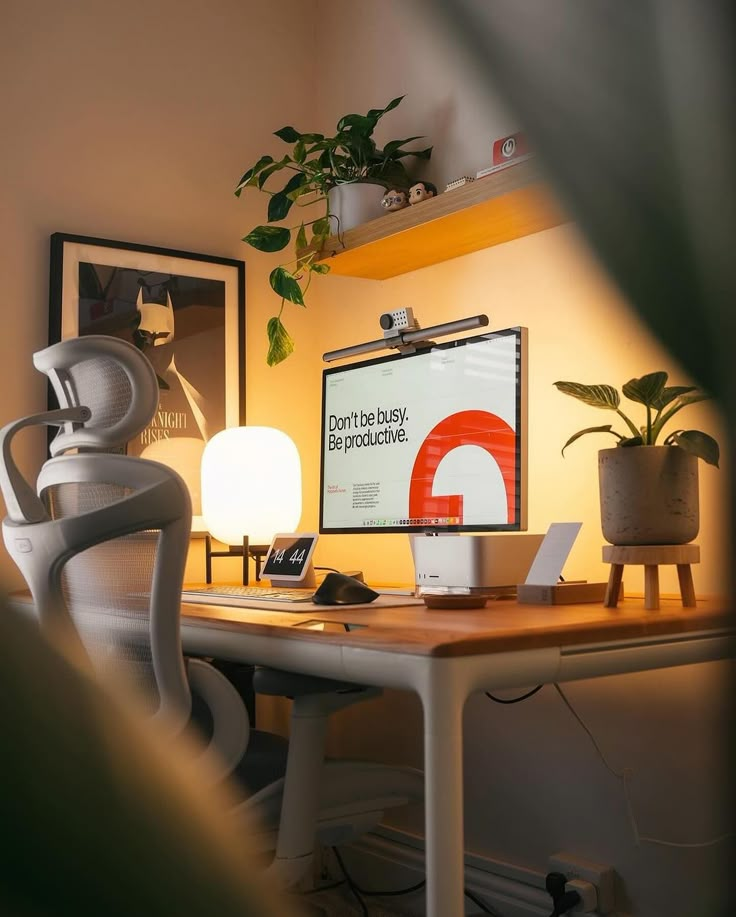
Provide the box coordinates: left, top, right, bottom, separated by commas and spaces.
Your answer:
235, 96, 432, 365
555, 372, 719, 545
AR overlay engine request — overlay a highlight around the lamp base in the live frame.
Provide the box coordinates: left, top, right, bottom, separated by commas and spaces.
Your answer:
205, 535, 270, 585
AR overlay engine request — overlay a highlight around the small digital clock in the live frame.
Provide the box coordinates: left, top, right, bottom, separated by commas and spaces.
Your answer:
262, 533, 319, 586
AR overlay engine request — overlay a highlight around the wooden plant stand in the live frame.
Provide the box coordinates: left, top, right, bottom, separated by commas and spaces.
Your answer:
602, 544, 700, 610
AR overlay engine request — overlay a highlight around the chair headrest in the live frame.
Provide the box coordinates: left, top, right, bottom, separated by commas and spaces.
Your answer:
33, 336, 159, 455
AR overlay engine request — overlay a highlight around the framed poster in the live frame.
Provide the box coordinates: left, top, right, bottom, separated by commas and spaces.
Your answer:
49, 232, 245, 531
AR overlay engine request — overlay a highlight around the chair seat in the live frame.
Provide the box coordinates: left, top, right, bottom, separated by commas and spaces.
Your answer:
234, 729, 290, 794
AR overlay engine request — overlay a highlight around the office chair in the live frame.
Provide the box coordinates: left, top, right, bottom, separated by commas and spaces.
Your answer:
0, 335, 252, 780
0, 334, 422, 891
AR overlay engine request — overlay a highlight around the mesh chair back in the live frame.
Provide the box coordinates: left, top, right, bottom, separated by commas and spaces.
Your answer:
43, 479, 160, 711
1, 335, 192, 730
34, 452, 193, 729
33, 335, 159, 456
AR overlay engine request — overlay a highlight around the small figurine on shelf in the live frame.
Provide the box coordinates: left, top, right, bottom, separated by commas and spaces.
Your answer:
408, 181, 438, 204
381, 189, 410, 212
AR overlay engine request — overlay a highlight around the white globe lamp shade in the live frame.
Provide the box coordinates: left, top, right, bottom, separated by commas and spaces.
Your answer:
201, 426, 302, 546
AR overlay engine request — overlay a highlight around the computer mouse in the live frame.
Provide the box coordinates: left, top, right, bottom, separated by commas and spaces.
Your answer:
312, 572, 380, 606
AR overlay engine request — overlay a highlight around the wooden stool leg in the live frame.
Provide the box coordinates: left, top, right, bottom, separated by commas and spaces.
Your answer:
604, 564, 624, 608
677, 564, 697, 607
644, 565, 660, 610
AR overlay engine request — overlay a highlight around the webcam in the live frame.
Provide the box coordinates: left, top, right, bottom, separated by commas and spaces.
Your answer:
379, 307, 419, 338
323, 308, 489, 363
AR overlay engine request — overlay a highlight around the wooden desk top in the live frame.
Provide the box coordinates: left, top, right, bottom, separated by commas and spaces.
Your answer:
181, 595, 734, 659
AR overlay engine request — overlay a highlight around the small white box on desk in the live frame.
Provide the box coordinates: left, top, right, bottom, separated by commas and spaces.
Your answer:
411, 533, 545, 591
516, 581, 609, 604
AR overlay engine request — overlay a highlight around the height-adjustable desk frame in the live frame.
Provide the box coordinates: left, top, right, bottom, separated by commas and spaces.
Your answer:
177, 595, 733, 917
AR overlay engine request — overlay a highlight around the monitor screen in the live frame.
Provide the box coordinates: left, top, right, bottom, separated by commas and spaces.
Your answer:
320, 326, 527, 534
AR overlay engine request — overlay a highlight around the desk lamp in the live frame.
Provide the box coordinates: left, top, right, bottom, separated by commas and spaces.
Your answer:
201, 426, 301, 584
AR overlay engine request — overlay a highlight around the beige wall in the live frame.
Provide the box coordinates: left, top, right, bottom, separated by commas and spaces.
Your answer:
0, 0, 319, 586
1, 2, 729, 914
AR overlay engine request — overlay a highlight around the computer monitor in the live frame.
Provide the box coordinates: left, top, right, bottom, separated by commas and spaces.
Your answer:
320, 326, 527, 534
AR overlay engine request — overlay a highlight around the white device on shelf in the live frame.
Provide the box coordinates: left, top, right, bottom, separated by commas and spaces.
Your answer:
411, 533, 545, 595
262, 532, 319, 588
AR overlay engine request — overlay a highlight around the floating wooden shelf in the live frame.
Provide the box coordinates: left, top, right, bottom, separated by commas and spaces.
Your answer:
313, 160, 567, 280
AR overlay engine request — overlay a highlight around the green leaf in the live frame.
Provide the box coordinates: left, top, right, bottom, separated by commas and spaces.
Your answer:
282, 172, 306, 195
310, 263, 330, 274
267, 191, 292, 223
386, 147, 433, 164
554, 381, 620, 410
371, 160, 410, 188
650, 387, 712, 443
381, 136, 425, 156
619, 436, 644, 447
652, 385, 697, 410
235, 155, 274, 195
622, 371, 667, 406
312, 216, 331, 241
266, 316, 295, 366
274, 126, 301, 143
407, 145, 433, 160
336, 114, 375, 134
270, 266, 305, 306
669, 430, 720, 467
561, 424, 621, 455
287, 182, 317, 202
366, 96, 404, 121
257, 156, 291, 189
280, 172, 309, 207
294, 139, 306, 164
380, 141, 433, 163
295, 224, 311, 270
242, 225, 290, 252
675, 391, 711, 408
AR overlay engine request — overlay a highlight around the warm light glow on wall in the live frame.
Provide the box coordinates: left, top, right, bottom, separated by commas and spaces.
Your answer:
201, 426, 302, 545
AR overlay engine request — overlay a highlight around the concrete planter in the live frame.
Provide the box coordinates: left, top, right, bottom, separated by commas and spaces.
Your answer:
328, 181, 387, 232
598, 446, 699, 545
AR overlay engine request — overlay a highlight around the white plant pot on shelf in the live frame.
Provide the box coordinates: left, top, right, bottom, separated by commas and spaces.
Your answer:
328, 181, 387, 232
598, 445, 699, 545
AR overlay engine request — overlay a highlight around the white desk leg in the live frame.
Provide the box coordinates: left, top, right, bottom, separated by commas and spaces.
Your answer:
421, 663, 466, 917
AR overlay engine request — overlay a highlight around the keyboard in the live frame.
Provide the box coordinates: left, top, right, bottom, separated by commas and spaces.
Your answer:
182, 584, 314, 606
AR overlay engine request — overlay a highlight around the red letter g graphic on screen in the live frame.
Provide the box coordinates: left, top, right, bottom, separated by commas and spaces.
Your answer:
408, 410, 516, 524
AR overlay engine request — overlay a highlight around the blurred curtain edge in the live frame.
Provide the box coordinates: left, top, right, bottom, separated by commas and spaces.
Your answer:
0, 600, 297, 917
426, 1, 735, 912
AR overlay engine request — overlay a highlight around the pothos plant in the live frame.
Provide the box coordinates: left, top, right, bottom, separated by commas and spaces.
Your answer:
554, 371, 720, 466
235, 96, 432, 365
